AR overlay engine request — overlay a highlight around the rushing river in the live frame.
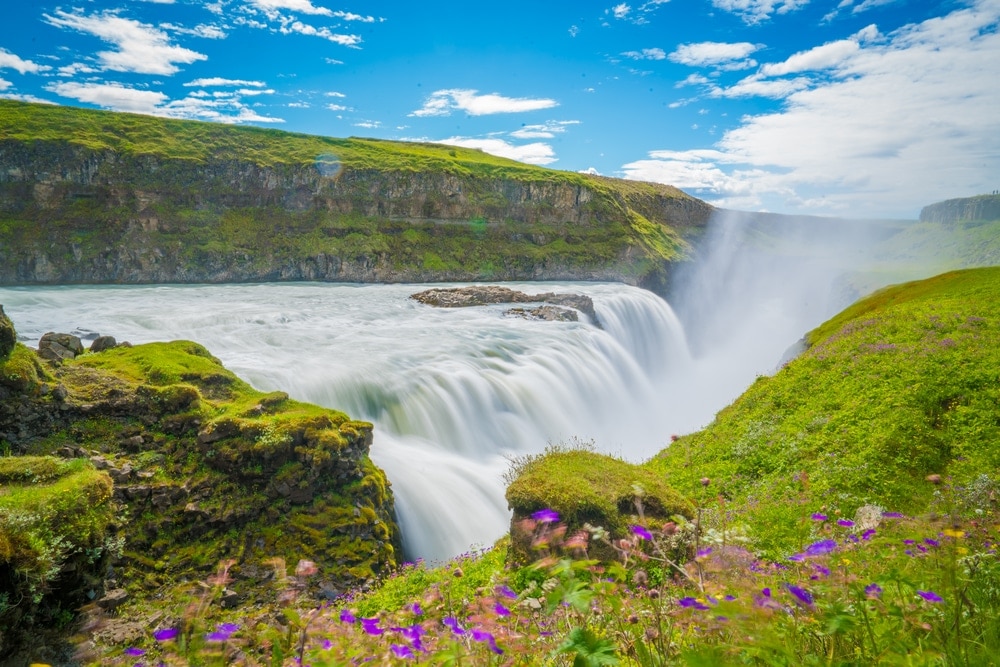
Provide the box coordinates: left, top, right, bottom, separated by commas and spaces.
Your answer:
0, 277, 830, 562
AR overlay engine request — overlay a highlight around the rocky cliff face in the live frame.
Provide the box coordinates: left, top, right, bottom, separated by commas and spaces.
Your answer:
919, 194, 1000, 223
0, 137, 712, 290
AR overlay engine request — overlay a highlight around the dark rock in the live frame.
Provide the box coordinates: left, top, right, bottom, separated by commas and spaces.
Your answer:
52, 384, 69, 401
0, 305, 15, 361
90, 336, 118, 353
218, 588, 240, 609
505, 305, 579, 323
411, 285, 600, 326
96, 588, 129, 611
38, 332, 84, 361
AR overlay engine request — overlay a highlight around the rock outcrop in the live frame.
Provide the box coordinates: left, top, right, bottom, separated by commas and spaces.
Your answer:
411, 285, 600, 324
919, 194, 1000, 224
0, 100, 714, 293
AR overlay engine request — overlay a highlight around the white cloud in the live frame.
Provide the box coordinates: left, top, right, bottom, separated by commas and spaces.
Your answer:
249, 0, 333, 16
711, 0, 810, 24
760, 39, 860, 76
163, 23, 228, 39
288, 101, 309, 108
510, 120, 580, 139
327, 103, 349, 111
623, 0, 1000, 217
437, 137, 557, 165
45, 80, 285, 124
611, 3, 632, 19
325, 58, 344, 64
0, 48, 51, 74
711, 75, 813, 98
354, 120, 381, 128
622, 47, 667, 60
0, 78, 11, 91
279, 21, 361, 46
580, 167, 602, 175
569, 25, 580, 37
186, 77, 267, 87
669, 41, 760, 68
43, 10, 207, 75
325, 91, 346, 97
332, 10, 376, 22
410, 89, 558, 117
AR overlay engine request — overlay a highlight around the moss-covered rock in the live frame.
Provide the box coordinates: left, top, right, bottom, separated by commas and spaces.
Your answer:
0, 306, 15, 362
0, 456, 114, 654
505, 446, 692, 562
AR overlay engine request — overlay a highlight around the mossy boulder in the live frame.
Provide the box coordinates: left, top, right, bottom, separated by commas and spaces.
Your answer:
0, 306, 15, 361
505, 447, 693, 563
0, 456, 114, 652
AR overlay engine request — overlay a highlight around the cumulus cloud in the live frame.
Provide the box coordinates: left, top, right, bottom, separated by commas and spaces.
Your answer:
44, 10, 206, 75
622, 47, 667, 60
669, 41, 760, 69
711, 0, 811, 24
410, 89, 559, 117
249, 0, 334, 16
279, 20, 361, 45
624, 0, 1000, 217
760, 39, 860, 76
0, 78, 11, 91
437, 137, 557, 165
0, 49, 52, 75
510, 120, 580, 139
45, 80, 285, 124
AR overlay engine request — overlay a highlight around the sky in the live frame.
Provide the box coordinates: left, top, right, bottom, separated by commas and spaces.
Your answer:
1, 0, 998, 219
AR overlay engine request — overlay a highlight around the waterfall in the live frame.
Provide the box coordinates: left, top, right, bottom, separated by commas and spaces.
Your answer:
1, 282, 693, 562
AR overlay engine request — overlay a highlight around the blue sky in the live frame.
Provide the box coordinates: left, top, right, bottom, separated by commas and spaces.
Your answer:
1, 0, 998, 218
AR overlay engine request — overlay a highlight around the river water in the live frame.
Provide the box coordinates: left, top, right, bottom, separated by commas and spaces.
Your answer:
0, 276, 832, 562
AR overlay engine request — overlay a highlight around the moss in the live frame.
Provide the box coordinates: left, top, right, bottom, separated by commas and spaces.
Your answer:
0, 344, 50, 393
0, 306, 15, 361
506, 444, 693, 562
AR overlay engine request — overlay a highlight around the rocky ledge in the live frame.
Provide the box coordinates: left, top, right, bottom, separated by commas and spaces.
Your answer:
410, 285, 600, 326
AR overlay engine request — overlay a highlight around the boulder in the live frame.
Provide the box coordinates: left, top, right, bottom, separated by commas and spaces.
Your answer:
0, 306, 15, 361
90, 336, 118, 353
38, 332, 84, 361
411, 286, 599, 325
505, 306, 579, 323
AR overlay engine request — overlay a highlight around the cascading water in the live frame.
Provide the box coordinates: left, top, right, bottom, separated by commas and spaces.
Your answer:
0, 282, 696, 562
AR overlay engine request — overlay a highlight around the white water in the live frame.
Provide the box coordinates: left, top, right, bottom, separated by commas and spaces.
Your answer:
1, 214, 904, 562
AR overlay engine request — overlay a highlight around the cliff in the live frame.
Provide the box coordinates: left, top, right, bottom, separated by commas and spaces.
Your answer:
919, 194, 1000, 224
0, 100, 713, 292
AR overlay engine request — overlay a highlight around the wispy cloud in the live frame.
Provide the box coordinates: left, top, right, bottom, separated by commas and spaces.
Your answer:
437, 137, 558, 165
248, 0, 335, 17
621, 47, 667, 60
44, 10, 207, 75
185, 77, 267, 87
624, 0, 1000, 216
710, 0, 811, 25
0, 48, 52, 75
45, 80, 285, 124
510, 120, 580, 139
410, 89, 558, 117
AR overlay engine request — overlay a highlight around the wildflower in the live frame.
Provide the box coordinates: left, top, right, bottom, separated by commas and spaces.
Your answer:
917, 590, 943, 602
837, 519, 855, 528
865, 583, 883, 599
321, 639, 333, 650
924, 538, 940, 547
903, 539, 916, 545
862, 529, 876, 541
124, 648, 145, 657
472, 629, 504, 655
762, 587, 771, 597
679, 597, 710, 610
882, 511, 904, 518
944, 528, 965, 538
442, 617, 465, 635
390, 644, 415, 659
806, 539, 837, 556
339, 609, 357, 624
724, 595, 737, 601
410, 602, 423, 615
494, 602, 511, 617
532, 508, 559, 523
153, 628, 179, 642
811, 564, 830, 579
786, 584, 814, 605
811, 513, 828, 521
360, 618, 384, 636
216, 623, 239, 634
631, 525, 653, 541
206, 631, 233, 642
495, 584, 517, 599
696, 547, 712, 558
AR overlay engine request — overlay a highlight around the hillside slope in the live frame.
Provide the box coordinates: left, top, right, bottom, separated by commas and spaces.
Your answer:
650, 267, 1000, 555
0, 100, 712, 290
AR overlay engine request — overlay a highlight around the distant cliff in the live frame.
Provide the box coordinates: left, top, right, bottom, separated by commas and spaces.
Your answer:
0, 100, 713, 292
919, 194, 1000, 224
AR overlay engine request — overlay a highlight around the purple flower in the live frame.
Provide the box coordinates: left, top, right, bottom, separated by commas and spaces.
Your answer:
442, 617, 465, 635
762, 587, 771, 597
494, 602, 511, 617
631, 525, 653, 541
811, 513, 828, 521
153, 628, 179, 642
396, 624, 424, 643
917, 590, 943, 603
882, 512, 904, 518
812, 564, 831, 578
805, 539, 837, 556
217, 623, 239, 634
339, 609, 357, 624
696, 547, 713, 558
724, 594, 737, 601
865, 583, 883, 599
786, 584, 814, 605
391, 644, 415, 659
925, 538, 940, 548
321, 639, 333, 650
678, 597, 710, 610
361, 618, 384, 636
862, 529, 876, 541
410, 603, 423, 616
532, 508, 559, 523
837, 519, 855, 528
495, 584, 518, 599
124, 648, 146, 657
205, 631, 232, 642
472, 629, 504, 655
